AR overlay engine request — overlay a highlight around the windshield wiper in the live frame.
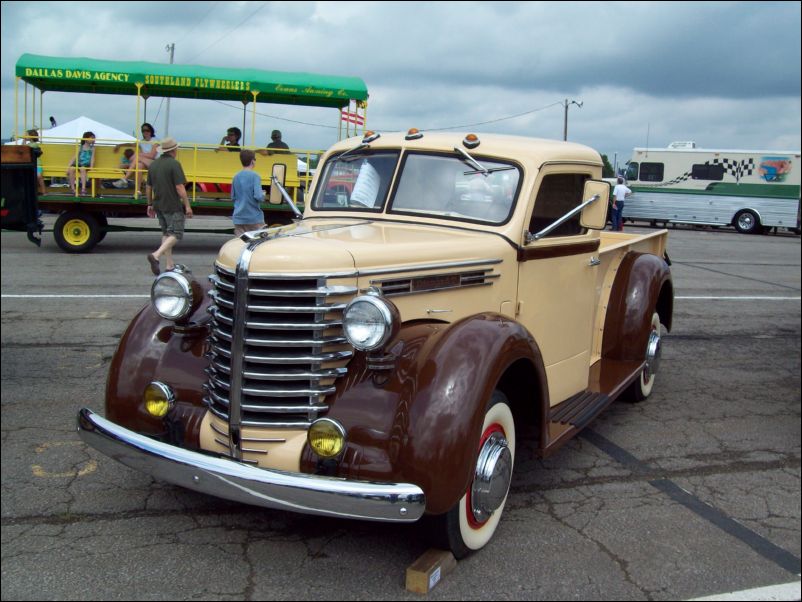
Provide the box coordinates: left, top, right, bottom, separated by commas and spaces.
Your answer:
453, 146, 515, 176
337, 142, 369, 162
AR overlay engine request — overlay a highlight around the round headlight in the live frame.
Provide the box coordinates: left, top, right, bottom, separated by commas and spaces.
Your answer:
307, 418, 346, 458
151, 268, 194, 321
343, 294, 395, 351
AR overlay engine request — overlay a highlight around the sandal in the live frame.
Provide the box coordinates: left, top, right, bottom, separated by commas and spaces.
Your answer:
147, 253, 161, 276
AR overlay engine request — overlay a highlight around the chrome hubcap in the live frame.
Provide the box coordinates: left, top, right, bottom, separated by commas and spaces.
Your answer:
738, 214, 754, 230
471, 432, 512, 524
644, 329, 662, 380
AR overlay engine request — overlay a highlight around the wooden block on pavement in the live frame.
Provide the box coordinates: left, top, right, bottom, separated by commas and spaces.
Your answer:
405, 548, 457, 594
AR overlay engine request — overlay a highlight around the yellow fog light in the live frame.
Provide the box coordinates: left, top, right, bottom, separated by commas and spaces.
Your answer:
143, 381, 176, 418
307, 418, 346, 458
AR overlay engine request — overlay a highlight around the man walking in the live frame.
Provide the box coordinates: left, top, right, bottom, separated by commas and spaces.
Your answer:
231, 150, 266, 236
146, 137, 193, 275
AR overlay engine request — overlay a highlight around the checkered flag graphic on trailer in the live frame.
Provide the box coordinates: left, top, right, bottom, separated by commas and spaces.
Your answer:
713, 157, 755, 181
654, 157, 756, 187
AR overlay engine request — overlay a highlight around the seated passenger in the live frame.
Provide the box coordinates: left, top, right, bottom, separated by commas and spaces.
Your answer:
257, 129, 290, 156
113, 122, 160, 188
215, 127, 242, 152
67, 131, 96, 196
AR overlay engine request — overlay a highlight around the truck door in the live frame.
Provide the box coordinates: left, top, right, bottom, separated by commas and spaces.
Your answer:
518, 167, 598, 405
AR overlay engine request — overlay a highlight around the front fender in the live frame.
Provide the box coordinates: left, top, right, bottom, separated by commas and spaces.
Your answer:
310, 313, 545, 515
105, 283, 212, 443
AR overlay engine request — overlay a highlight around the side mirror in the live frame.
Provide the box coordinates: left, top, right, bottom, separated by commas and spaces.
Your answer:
580, 179, 610, 230
269, 163, 286, 205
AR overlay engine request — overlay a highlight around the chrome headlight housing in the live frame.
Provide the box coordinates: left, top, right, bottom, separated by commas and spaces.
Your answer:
343, 292, 397, 351
151, 265, 195, 321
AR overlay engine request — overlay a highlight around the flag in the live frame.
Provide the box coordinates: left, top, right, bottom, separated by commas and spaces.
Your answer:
341, 110, 365, 126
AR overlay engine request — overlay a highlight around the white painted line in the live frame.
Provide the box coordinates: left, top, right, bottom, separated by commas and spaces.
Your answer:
1, 294, 149, 298
688, 580, 801, 601
676, 296, 800, 301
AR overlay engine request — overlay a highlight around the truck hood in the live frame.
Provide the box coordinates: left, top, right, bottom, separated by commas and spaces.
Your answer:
216, 218, 510, 275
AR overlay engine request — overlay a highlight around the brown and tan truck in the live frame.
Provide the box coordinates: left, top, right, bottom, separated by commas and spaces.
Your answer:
77, 130, 673, 558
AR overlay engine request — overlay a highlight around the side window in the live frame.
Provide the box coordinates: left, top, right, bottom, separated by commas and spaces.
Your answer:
528, 173, 589, 238
691, 163, 724, 181
639, 162, 664, 182
625, 162, 639, 181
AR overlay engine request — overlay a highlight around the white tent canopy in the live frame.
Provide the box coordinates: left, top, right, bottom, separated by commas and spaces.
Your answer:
12, 116, 136, 145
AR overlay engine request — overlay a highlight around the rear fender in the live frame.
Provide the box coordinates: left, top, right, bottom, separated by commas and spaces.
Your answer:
602, 251, 673, 361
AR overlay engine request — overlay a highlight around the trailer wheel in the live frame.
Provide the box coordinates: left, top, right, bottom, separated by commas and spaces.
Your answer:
733, 210, 762, 234
54, 211, 101, 253
432, 390, 515, 559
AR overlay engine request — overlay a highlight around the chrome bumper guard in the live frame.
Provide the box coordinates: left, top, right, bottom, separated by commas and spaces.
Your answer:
77, 408, 425, 522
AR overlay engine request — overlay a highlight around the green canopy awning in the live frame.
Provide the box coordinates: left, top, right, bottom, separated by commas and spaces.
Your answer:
16, 54, 368, 109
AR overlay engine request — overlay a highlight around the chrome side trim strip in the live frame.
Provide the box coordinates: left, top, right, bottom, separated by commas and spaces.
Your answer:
359, 258, 502, 277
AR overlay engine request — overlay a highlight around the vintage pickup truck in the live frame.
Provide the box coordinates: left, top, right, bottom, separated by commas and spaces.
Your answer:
77, 130, 673, 558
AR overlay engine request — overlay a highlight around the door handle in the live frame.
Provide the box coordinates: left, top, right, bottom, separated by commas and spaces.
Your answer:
589, 256, 601, 266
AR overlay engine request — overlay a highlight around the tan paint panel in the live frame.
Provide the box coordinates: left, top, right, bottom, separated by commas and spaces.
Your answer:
199, 412, 307, 471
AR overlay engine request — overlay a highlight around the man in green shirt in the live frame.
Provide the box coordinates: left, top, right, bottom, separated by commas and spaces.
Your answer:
146, 137, 193, 275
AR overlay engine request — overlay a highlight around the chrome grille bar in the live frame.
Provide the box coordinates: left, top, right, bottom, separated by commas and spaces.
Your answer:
206, 259, 354, 433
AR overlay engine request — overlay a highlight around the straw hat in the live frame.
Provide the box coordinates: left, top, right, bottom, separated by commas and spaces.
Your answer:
160, 137, 179, 153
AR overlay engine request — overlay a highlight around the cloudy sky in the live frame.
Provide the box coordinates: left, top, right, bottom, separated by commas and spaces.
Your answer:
2, 1, 800, 168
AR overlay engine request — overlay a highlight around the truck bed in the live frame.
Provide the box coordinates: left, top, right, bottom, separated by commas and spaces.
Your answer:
599, 229, 668, 258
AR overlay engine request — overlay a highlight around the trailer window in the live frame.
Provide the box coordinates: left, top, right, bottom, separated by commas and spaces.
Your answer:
639, 162, 664, 182
528, 173, 589, 237
625, 162, 638, 181
691, 163, 725, 181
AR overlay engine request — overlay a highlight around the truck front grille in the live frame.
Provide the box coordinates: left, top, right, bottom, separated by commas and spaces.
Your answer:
205, 265, 356, 428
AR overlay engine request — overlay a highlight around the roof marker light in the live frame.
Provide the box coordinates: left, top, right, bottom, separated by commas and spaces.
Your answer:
362, 131, 381, 143
405, 128, 423, 140
463, 134, 480, 149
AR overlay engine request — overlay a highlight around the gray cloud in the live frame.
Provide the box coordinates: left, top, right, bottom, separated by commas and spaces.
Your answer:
2, 0, 799, 163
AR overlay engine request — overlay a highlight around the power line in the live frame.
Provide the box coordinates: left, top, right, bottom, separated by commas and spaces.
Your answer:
175, 1, 222, 47
211, 99, 567, 133
189, 2, 269, 62
422, 101, 564, 132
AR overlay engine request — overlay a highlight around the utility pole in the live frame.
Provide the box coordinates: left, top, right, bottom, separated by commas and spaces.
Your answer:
562, 98, 583, 141
165, 43, 175, 136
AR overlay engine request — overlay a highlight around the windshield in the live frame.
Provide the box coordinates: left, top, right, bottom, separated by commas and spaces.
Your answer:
312, 151, 399, 210
312, 150, 520, 225
391, 153, 519, 224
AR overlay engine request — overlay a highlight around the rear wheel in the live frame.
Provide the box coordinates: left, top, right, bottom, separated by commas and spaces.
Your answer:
434, 390, 515, 559
621, 312, 663, 403
53, 211, 101, 253
734, 209, 762, 234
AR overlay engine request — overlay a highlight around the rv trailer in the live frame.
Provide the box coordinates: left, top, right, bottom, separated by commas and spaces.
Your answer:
619, 142, 800, 234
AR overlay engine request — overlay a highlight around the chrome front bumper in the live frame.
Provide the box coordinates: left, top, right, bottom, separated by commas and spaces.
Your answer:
77, 408, 425, 522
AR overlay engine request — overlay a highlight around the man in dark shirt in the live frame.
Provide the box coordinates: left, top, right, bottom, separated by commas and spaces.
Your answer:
265, 129, 289, 154
146, 137, 193, 275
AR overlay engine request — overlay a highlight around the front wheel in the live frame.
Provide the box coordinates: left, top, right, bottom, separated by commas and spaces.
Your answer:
433, 390, 515, 559
621, 312, 663, 403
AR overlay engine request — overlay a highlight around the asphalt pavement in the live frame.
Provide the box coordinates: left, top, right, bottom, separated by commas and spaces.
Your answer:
1, 218, 799, 600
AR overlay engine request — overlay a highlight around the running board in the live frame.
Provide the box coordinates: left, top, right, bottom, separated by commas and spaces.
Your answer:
539, 359, 646, 458
541, 391, 611, 457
